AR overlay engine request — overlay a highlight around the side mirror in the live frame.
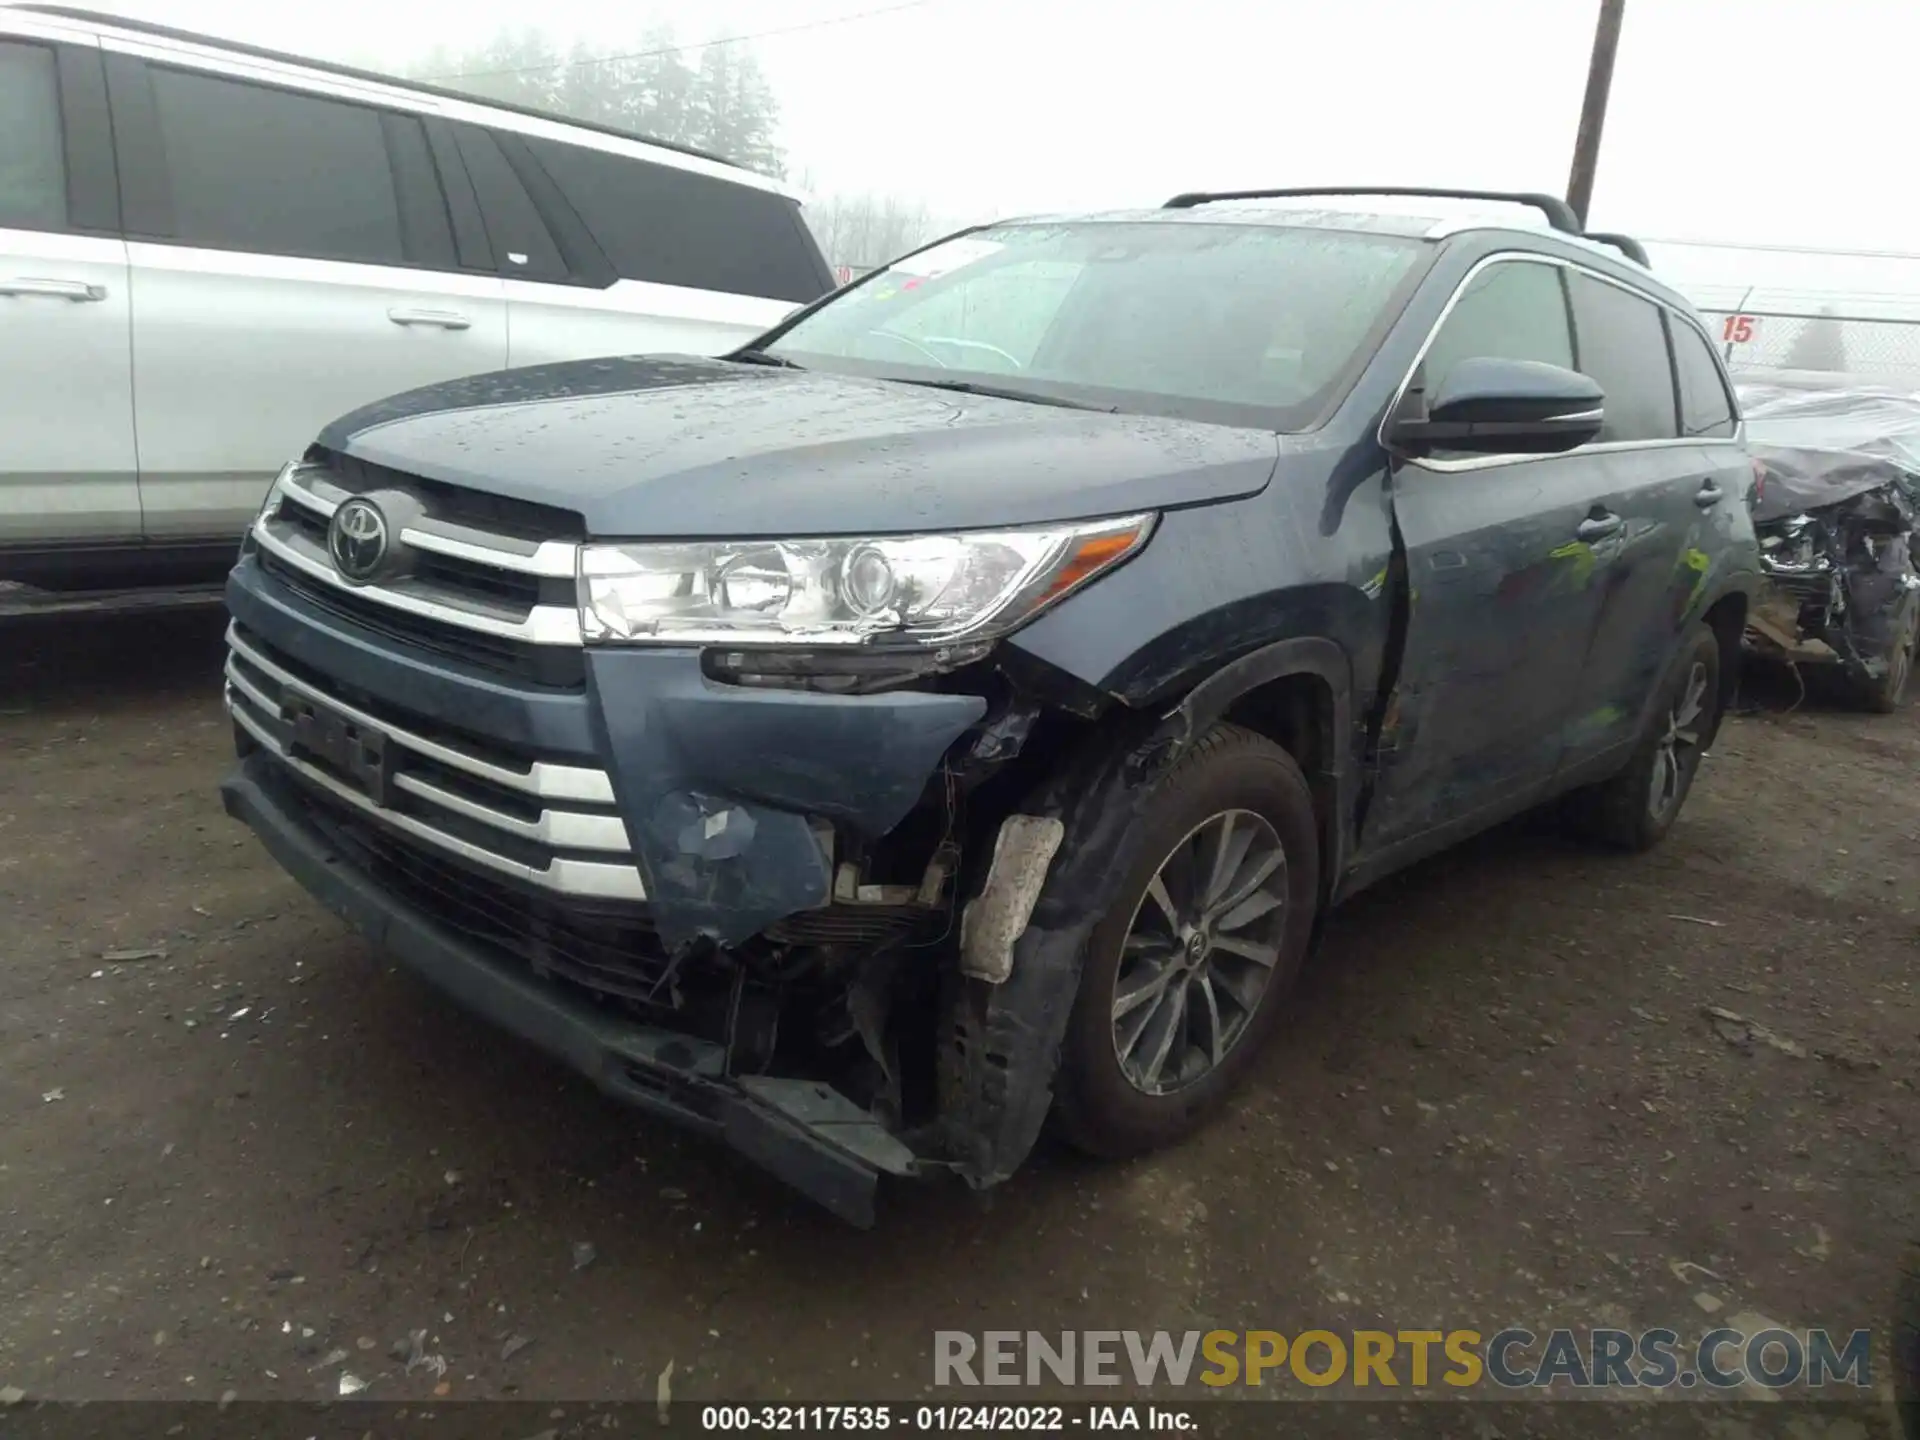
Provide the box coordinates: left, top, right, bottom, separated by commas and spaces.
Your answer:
1388, 356, 1604, 456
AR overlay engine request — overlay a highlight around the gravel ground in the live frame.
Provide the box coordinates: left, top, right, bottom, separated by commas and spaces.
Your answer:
1, 610, 1915, 1424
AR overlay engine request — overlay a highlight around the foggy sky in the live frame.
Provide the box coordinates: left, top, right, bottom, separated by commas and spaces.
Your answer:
74, 0, 1920, 302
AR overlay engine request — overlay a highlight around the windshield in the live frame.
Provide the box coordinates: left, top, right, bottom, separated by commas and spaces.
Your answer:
764, 221, 1429, 429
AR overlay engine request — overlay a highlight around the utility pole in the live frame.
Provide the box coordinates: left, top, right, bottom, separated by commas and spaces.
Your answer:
1565, 0, 1626, 229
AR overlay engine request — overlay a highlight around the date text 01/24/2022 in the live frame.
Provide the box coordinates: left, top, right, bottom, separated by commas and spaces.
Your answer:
699, 1405, 1197, 1432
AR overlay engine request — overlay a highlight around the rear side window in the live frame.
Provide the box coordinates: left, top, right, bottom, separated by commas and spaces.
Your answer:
1669, 317, 1738, 438
1567, 272, 1679, 442
453, 128, 567, 283
148, 67, 406, 265
0, 41, 66, 231
1421, 260, 1574, 394
524, 138, 828, 303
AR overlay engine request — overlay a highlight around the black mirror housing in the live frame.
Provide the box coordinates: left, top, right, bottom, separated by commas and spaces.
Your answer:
1389, 356, 1605, 456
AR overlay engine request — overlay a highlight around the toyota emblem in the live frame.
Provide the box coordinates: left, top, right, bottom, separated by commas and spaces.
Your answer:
327, 498, 389, 582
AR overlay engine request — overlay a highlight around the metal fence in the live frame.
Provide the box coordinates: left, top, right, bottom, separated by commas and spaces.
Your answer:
1694, 307, 1920, 386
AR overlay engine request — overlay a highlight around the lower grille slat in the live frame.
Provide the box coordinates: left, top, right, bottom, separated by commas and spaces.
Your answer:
230, 458, 719, 1010
294, 781, 677, 1005
225, 624, 643, 902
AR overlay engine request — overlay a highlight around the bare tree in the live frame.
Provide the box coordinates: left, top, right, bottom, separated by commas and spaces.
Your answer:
801, 191, 949, 271
1783, 305, 1850, 373
411, 28, 785, 177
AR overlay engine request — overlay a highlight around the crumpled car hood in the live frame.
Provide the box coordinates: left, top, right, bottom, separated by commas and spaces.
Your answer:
317, 355, 1281, 536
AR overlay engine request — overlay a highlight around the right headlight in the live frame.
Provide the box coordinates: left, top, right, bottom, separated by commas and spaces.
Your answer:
577, 513, 1155, 652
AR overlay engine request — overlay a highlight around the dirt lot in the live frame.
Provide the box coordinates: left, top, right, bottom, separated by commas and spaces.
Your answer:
1, 611, 1915, 1419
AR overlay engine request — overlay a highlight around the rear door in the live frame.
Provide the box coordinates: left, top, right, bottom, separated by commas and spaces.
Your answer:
102, 49, 508, 542
1554, 275, 1743, 768
455, 124, 828, 368
0, 32, 138, 549
1368, 255, 1625, 848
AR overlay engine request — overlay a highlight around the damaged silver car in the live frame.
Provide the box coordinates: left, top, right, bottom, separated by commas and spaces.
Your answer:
1740, 373, 1920, 710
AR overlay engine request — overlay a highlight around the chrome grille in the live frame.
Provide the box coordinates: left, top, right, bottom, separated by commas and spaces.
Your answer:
222, 623, 645, 901
250, 459, 586, 655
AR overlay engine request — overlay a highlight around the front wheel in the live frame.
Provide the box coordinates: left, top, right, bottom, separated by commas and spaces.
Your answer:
1565, 621, 1723, 852
1053, 724, 1320, 1159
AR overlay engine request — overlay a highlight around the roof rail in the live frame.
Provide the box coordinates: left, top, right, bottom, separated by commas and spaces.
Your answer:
1163, 186, 1582, 234
1582, 231, 1651, 267
10, 3, 741, 173
1160, 187, 1653, 270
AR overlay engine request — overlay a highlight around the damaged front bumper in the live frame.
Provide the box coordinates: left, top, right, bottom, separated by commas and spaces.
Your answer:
222, 755, 923, 1226
1745, 447, 1920, 694
220, 554, 1117, 1221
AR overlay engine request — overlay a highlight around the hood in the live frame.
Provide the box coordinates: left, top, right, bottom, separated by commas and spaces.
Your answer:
317, 356, 1280, 536
1749, 443, 1915, 525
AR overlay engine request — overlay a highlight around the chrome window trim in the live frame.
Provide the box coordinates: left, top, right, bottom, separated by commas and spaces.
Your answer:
0, 11, 100, 43
1419, 219, 1655, 273
226, 689, 646, 901
226, 624, 613, 803
1378, 249, 1745, 476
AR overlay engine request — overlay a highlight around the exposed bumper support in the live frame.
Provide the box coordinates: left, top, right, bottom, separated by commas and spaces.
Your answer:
220, 755, 916, 1226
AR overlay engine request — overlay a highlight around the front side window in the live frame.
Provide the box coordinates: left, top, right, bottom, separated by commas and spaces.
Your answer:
0, 41, 66, 231
1420, 260, 1575, 394
765, 222, 1429, 428
148, 67, 405, 265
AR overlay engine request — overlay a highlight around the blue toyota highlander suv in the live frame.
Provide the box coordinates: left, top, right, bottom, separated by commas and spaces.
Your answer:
219, 187, 1760, 1225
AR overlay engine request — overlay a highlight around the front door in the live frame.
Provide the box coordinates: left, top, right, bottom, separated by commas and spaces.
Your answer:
1366, 256, 1624, 849
0, 37, 138, 551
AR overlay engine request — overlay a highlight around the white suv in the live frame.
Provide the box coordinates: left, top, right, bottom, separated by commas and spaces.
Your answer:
0, 5, 833, 598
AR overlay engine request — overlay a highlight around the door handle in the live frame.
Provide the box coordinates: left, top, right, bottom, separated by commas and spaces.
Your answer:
0, 277, 107, 301
1576, 511, 1623, 542
1693, 482, 1725, 509
386, 308, 471, 330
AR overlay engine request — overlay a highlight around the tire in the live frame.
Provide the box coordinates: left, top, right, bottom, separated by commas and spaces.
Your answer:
1565, 622, 1722, 852
1859, 600, 1918, 714
1053, 723, 1320, 1159
1898, 1250, 1920, 1440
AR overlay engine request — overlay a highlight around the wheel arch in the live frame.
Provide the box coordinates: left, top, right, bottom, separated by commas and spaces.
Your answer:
934, 635, 1357, 1190
1169, 636, 1355, 897
1696, 574, 1756, 744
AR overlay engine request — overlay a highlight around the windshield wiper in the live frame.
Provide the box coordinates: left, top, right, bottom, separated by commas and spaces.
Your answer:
731, 349, 805, 369
885, 376, 1115, 412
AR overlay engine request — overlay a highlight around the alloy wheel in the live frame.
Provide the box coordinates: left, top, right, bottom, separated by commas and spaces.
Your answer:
1110, 809, 1290, 1097
1649, 660, 1709, 821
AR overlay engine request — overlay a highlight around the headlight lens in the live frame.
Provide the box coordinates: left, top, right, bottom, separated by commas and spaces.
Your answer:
578, 514, 1154, 648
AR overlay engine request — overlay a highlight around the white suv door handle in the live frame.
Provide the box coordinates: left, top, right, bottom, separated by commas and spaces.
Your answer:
0, 278, 107, 302
387, 307, 472, 331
